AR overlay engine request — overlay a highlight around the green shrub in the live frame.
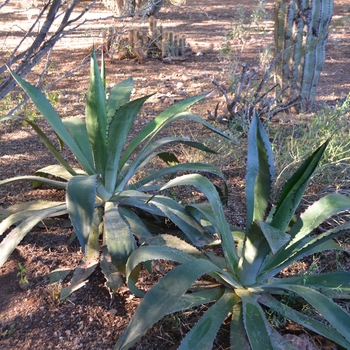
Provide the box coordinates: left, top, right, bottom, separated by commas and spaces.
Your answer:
0, 51, 229, 299
272, 94, 350, 192
116, 112, 350, 349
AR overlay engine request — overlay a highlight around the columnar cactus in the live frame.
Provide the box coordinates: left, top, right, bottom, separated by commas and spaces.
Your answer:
274, 0, 334, 109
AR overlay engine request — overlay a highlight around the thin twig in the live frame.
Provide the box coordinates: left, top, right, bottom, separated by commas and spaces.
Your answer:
212, 78, 232, 107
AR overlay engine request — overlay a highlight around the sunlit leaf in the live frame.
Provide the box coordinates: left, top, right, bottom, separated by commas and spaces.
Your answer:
0, 204, 67, 267
85, 51, 107, 177
178, 290, 239, 350
66, 175, 98, 253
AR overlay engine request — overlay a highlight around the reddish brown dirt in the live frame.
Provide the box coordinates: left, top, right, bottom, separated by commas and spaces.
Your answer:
0, 0, 350, 349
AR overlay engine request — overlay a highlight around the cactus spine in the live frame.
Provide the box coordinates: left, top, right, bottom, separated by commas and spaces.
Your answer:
274, 0, 334, 109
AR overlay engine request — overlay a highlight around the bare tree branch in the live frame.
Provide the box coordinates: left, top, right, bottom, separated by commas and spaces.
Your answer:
0, 0, 97, 101
8, 49, 91, 116
0, 0, 10, 11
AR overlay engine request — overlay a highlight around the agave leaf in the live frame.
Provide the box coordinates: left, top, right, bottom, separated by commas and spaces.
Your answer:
49, 268, 71, 284
238, 221, 270, 286
106, 77, 134, 120
180, 140, 218, 154
85, 51, 107, 177
125, 245, 209, 297
0, 175, 67, 189
120, 94, 209, 165
120, 108, 230, 171
105, 95, 150, 193
262, 241, 341, 282
259, 221, 290, 254
186, 203, 245, 242
237, 289, 283, 350
149, 195, 215, 247
118, 136, 220, 190
0, 201, 65, 233
101, 50, 106, 90
103, 202, 137, 274
1, 115, 78, 176
259, 221, 348, 281
238, 113, 275, 285
266, 271, 350, 295
168, 287, 225, 314
160, 174, 238, 271
246, 112, 274, 226
186, 202, 216, 223
0, 200, 64, 222
203, 252, 228, 270
116, 259, 226, 350
185, 202, 219, 236
129, 162, 228, 199
100, 245, 124, 292
259, 293, 350, 349
288, 193, 350, 243
66, 175, 98, 253
7, 73, 95, 175
60, 206, 101, 300
271, 140, 329, 232
117, 196, 164, 217
117, 191, 211, 241
279, 284, 350, 344
126, 242, 241, 297
230, 302, 251, 349
59, 261, 98, 300
0, 204, 67, 267
63, 117, 94, 169
178, 290, 239, 350
118, 206, 153, 244
34, 165, 86, 181
145, 234, 205, 257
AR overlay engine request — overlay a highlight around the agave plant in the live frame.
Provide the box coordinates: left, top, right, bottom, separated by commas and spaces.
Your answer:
0, 51, 229, 299
116, 112, 350, 349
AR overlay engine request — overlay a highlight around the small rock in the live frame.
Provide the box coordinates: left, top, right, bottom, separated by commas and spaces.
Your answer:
109, 309, 117, 315
181, 75, 192, 82
176, 82, 184, 89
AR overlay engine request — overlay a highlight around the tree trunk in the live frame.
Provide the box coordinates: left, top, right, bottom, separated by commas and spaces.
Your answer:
274, 0, 334, 109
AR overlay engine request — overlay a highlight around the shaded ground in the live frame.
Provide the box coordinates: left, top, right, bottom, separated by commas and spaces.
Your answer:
1, 0, 350, 349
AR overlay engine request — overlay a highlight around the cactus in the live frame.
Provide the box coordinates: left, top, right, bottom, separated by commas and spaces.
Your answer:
103, 14, 189, 61
147, 16, 188, 59
274, 0, 334, 109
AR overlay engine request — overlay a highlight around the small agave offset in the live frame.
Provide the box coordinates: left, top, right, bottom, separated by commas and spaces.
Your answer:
0, 51, 229, 299
115, 113, 350, 349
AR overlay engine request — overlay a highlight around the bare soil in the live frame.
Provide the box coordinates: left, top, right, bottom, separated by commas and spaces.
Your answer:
1, 1, 350, 349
